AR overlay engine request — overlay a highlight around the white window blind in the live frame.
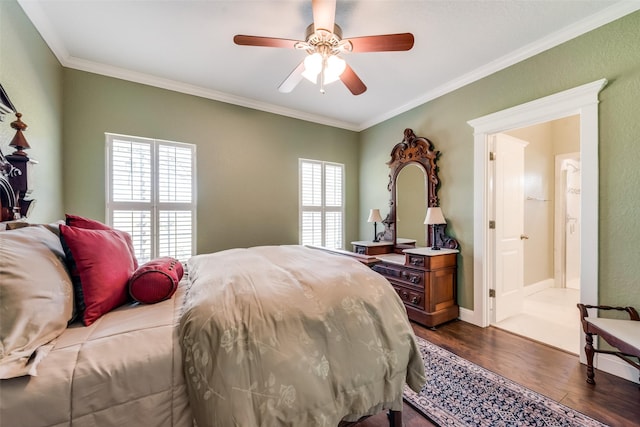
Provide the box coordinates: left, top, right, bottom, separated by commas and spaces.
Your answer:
299, 159, 344, 249
106, 134, 196, 263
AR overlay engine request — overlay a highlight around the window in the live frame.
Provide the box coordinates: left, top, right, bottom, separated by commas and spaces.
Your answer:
106, 133, 196, 263
299, 159, 344, 249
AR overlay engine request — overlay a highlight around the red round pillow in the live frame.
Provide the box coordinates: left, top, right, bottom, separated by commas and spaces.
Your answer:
129, 257, 184, 304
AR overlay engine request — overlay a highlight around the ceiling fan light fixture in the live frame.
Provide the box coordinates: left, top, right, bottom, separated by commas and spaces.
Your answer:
302, 52, 322, 83
234, 0, 412, 95
302, 52, 345, 87
324, 55, 346, 83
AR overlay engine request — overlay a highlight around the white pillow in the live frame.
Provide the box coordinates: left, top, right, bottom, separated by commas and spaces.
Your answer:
0, 224, 74, 378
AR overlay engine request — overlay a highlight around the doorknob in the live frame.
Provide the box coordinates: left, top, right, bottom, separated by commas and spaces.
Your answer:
520, 234, 529, 240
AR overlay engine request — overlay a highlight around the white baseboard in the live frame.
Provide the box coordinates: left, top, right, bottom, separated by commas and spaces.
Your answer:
523, 278, 554, 296
595, 354, 639, 384
458, 307, 479, 325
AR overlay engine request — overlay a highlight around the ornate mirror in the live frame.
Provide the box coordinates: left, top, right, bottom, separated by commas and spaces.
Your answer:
396, 163, 427, 246
380, 128, 458, 251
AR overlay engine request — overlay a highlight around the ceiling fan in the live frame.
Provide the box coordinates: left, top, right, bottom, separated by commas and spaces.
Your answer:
233, 0, 414, 95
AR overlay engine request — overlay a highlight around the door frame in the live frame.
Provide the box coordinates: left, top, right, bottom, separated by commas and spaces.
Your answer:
466, 79, 607, 330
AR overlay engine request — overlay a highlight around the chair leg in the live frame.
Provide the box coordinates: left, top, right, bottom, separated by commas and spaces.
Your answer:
388, 410, 402, 427
585, 332, 596, 384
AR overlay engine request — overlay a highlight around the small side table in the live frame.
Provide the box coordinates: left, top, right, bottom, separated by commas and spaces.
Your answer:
351, 238, 417, 256
351, 240, 394, 256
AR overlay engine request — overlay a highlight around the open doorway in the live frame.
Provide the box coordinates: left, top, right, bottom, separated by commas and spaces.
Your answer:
491, 116, 581, 354
467, 79, 608, 375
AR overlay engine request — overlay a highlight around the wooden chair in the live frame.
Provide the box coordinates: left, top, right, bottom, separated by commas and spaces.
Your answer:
577, 304, 640, 384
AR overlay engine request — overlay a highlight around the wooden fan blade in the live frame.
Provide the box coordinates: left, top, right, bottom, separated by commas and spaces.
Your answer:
312, 0, 336, 32
340, 64, 366, 96
346, 33, 415, 52
233, 35, 299, 49
278, 61, 305, 93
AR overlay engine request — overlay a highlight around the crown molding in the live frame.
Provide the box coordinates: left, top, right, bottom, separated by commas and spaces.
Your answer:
18, 0, 639, 133
16, 0, 361, 131
359, 1, 640, 131
64, 57, 361, 132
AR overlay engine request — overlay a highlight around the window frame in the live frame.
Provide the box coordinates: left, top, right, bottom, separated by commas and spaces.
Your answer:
105, 133, 197, 262
298, 158, 345, 249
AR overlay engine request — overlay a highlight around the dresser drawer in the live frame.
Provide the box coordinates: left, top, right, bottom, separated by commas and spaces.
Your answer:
391, 282, 424, 310
352, 243, 393, 256
406, 253, 457, 270
372, 263, 424, 289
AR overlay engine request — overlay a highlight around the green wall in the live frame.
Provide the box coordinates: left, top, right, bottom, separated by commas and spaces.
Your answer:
2, 0, 358, 255
0, 0, 64, 222
359, 11, 640, 309
62, 70, 359, 254
4, 0, 639, 312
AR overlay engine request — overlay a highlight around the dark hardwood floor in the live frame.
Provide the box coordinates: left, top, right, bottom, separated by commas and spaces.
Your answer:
358, 320, 640, 427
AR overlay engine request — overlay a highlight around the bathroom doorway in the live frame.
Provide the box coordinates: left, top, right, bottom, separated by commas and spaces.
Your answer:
492, 116, 581, 354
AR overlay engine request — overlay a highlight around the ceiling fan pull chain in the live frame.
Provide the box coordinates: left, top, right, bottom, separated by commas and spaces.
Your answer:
320, 56, 327, 94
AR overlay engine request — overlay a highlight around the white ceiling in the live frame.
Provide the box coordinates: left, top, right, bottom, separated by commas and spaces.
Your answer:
17, 0, 639, 131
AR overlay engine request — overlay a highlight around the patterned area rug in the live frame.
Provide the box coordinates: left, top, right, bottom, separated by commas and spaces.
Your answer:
403, 336, 608, 427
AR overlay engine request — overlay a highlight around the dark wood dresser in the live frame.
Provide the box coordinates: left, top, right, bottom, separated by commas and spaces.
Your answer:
372, 247, 459, 328
347, 128, 461, 329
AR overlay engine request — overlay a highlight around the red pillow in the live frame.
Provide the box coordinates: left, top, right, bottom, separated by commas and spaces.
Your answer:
60, 225, 137, 326
65, 214, 138, 269
65, 213, 111, 230
129, 257, 184, 304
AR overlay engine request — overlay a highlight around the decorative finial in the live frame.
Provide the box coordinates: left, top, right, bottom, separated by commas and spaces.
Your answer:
9, 112, 31, 155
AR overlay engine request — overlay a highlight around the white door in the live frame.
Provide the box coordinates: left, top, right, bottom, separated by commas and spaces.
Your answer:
493, 133, 528, 323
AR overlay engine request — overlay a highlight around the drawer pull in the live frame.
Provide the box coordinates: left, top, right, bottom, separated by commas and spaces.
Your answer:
410, 257, 423, 266
410, 276, 420, 284
411, 296, 419, 304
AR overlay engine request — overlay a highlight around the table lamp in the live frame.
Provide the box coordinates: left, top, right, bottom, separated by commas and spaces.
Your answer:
367, 208, 383, 242
424, 207, 446, 250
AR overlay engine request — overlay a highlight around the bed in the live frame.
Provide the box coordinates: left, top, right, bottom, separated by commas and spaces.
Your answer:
0, 222, 426, 427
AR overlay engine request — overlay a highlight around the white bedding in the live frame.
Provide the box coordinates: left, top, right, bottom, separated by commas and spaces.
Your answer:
0, 282, 193, 427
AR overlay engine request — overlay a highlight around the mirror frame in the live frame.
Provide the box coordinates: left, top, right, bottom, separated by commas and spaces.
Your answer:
381, 128, 458, 250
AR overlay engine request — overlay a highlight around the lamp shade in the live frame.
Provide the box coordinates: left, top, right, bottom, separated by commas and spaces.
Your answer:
302, 53, 322, 83
424, 207, 446, 225
367, 208, 383, 223
302, 53, 345, 85
324, 55, 346, 84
